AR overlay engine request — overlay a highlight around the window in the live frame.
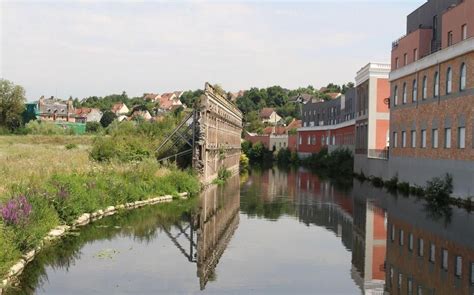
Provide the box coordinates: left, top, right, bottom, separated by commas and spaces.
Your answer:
408, 278, 413, 295
398, 273, 403, 289
422, 76, 427, 99
403, 83, 407, 104
445, 128, 452, 148
460, 63, 467, 91
448, 31, 453, 46
402, 131, 407, 148
442, 249, 448, 270
462, 24, 467, 41
411, 130, 417, 148
393, 132, 398, 148
432, 129, 438, 148
394, 86, 399, 106
417, 286, 423, 295
430, 243, 436, 263
455, 256, 462, 277
418, 238, 424, 256
409, 233, 414, 251
458, 127, 466, 149
404, 53, 408, 65
391, 225, 395, 242
470, 262, 474, 285
421, 129, 427, 148
446, 67, 452, 94
412, 79, 418, 102
433, 15, 438, 39
390, 267, 394, 286
413, 48, 418, 61
298, 136, 302, 145
434, 72, 440, 97
399, 229, 404, 246
395, 57, 399, 69
307, 136, 311, 145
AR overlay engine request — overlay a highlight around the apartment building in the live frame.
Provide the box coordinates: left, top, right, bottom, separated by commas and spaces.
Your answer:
389, 0, 474, 196
353, 63, 391, 176
297, 88, 356, 157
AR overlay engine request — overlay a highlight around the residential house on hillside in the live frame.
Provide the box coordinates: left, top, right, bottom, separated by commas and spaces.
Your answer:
37, 96, 76, 122
229, 90, 245, 102
260, 108, 282, 125
131, 109, 152, 121
75, 108, 103, 123
289, 93, 317, 104
157, 92, 184, 112
326, 92, 342, 100
245, 119, 302, 152
111, 102, 129, 115
143, 93, 160, 101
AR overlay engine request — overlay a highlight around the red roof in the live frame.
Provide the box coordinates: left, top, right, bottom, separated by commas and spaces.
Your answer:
327, 92, 341, 99
260, 107, 275, 118
111, 102, 126, 113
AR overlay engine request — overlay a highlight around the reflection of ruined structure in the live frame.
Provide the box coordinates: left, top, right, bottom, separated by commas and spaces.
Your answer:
156, 83, 242, 185
194, 174, 240, 290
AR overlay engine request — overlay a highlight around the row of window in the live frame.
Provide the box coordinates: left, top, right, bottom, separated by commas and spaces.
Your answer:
393, 63, 467, 106
394, 23, 468, 70
389, 268, 435, 295
390, 224, 474, 283
393, 126, 467, 149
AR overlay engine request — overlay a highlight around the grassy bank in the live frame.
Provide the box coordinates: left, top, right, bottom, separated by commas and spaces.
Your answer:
0, 135, 200, 279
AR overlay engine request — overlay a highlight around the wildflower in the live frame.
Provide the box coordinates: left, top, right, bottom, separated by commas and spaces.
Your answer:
1, 195, 32, 226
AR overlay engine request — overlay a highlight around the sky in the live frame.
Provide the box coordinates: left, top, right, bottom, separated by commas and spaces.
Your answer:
0, 0, 425, 101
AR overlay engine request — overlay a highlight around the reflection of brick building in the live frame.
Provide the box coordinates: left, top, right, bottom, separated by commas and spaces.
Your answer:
385, 202, 474, 295
389, 0, 474, 196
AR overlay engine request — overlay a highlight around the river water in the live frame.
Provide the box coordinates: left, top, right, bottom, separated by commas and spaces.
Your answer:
8, 167, 474, 294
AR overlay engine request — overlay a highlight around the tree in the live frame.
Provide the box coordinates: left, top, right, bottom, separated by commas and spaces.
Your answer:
100, 111, 117, 128
181, 89, 204, 107
0, 79, 26, 130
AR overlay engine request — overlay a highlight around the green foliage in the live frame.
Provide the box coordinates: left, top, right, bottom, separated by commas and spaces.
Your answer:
384, 175, 399, 192
85, 122, 102, 133
240, 153, 250, 171
370, 177, 384, 188
0, 79, 26, 130
213, 167, 232, 185
65, 143, 77, 150
100, 111, 117, 128
0, 223, 20, 276
180, 89, 204, 107
397, 182, 410, 195
90, 136, 150, 162
25, 121, 67, 135
301, 148, 353, 177
425, 174, 453, 205
276, 148, 297, 165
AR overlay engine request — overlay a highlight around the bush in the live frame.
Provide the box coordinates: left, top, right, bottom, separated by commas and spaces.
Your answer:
0, 223, 20, 276
86, 121, 102, 133
301, 148, 353, 177
90, 136, 151, 162
425, 174, 453, 204
370, 177, 384, 187
240, 153, 249, 171
384, 175, 399, 192
65, 143, 78, 150
397, 182, 410, 195
25, 121, 66, 135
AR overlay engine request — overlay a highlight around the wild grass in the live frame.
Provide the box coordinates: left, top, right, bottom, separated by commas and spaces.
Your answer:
0, 135, 200, 280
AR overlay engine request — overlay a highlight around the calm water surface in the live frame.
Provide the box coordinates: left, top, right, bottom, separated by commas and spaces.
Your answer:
8, 168, 474, 294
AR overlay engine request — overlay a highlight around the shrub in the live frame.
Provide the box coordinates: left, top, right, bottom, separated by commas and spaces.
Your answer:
397, 182, 410, 195
240, 153, 249, 171
425, 174, 453, 204
86, 121, 102, 133
25, 121, 66, 135
370, 177, 384, 187
1, 196, 32, 226
384, 175, 399, 192
90, 136, 151, 162
65, 143, 78, 150
409, 185, 425, 197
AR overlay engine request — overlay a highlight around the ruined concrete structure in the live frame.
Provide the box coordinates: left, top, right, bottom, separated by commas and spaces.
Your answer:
193, 83, 243, 185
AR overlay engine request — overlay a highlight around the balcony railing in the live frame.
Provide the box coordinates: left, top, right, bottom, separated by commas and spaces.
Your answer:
368, 148, 389, 160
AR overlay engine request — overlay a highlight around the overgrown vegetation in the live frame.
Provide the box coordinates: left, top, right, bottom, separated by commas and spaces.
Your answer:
0, 136, 200, 280
300, 148, 354, 177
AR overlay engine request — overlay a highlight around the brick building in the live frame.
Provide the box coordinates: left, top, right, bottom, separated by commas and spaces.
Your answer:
389, 0, 474, 196
297, 88, 356, 156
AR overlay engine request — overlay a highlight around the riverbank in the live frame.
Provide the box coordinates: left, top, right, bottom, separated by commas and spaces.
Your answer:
0, 136, 200, 289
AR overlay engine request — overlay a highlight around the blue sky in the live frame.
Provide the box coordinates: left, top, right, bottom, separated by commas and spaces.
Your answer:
1, 0, 424, 100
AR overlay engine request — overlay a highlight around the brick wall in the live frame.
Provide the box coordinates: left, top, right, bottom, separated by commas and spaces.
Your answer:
390, 51, 474, 161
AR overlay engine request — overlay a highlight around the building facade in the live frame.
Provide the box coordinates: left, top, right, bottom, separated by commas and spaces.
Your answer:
297, 88, 356, 156
389, 0, 474, 196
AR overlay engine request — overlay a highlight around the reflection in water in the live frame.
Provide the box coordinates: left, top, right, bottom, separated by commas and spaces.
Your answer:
8, 167, 474, 294
194, 174, 240, 290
